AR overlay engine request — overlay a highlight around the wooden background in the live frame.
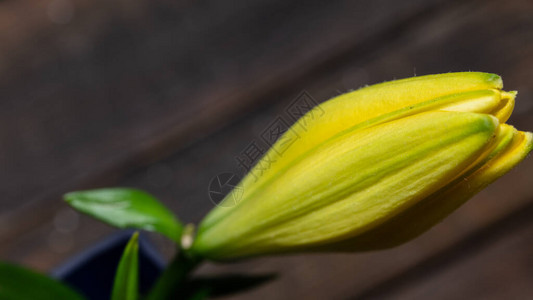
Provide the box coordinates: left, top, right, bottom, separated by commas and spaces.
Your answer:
1, 0, 533, 298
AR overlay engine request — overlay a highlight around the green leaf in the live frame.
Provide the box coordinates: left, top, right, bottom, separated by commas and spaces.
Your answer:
145, 252, 201, 300
64, 188, 182, 243
0, 262, 86, 300
111, 232, 140, 300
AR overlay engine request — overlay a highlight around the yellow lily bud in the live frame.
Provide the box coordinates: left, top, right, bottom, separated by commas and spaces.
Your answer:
192, 72, 532, 260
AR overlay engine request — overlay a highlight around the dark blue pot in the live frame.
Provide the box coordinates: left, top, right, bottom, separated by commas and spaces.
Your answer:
51, 230, 166, 300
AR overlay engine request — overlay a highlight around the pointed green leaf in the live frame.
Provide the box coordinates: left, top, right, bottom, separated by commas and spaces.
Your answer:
0, 262, 86, 300
111, 232, 139, 300
64, 188, 182, 243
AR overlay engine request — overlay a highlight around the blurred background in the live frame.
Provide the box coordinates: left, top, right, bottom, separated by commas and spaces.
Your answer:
1, 0, 533, 299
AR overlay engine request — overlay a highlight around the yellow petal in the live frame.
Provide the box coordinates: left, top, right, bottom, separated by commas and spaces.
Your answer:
323, 125, 532, 252
490, 91, 516, 123
204, 72, 504, 227
193, 111, 500, 259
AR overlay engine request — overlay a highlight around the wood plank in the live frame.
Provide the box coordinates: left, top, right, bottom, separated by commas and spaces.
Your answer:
0, 0, 444, 211
0, 0, 446, 244
361, 199, 533, 299
1, 0, 533, 299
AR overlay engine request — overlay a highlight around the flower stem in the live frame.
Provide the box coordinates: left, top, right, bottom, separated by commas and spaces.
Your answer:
146, 224, 202, 300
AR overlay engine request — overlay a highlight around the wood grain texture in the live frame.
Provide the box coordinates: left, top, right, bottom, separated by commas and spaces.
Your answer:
0, 0, 532, 299
0, 0, 446, 248
361, 199, 533, 300
0, 0, 443, 212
